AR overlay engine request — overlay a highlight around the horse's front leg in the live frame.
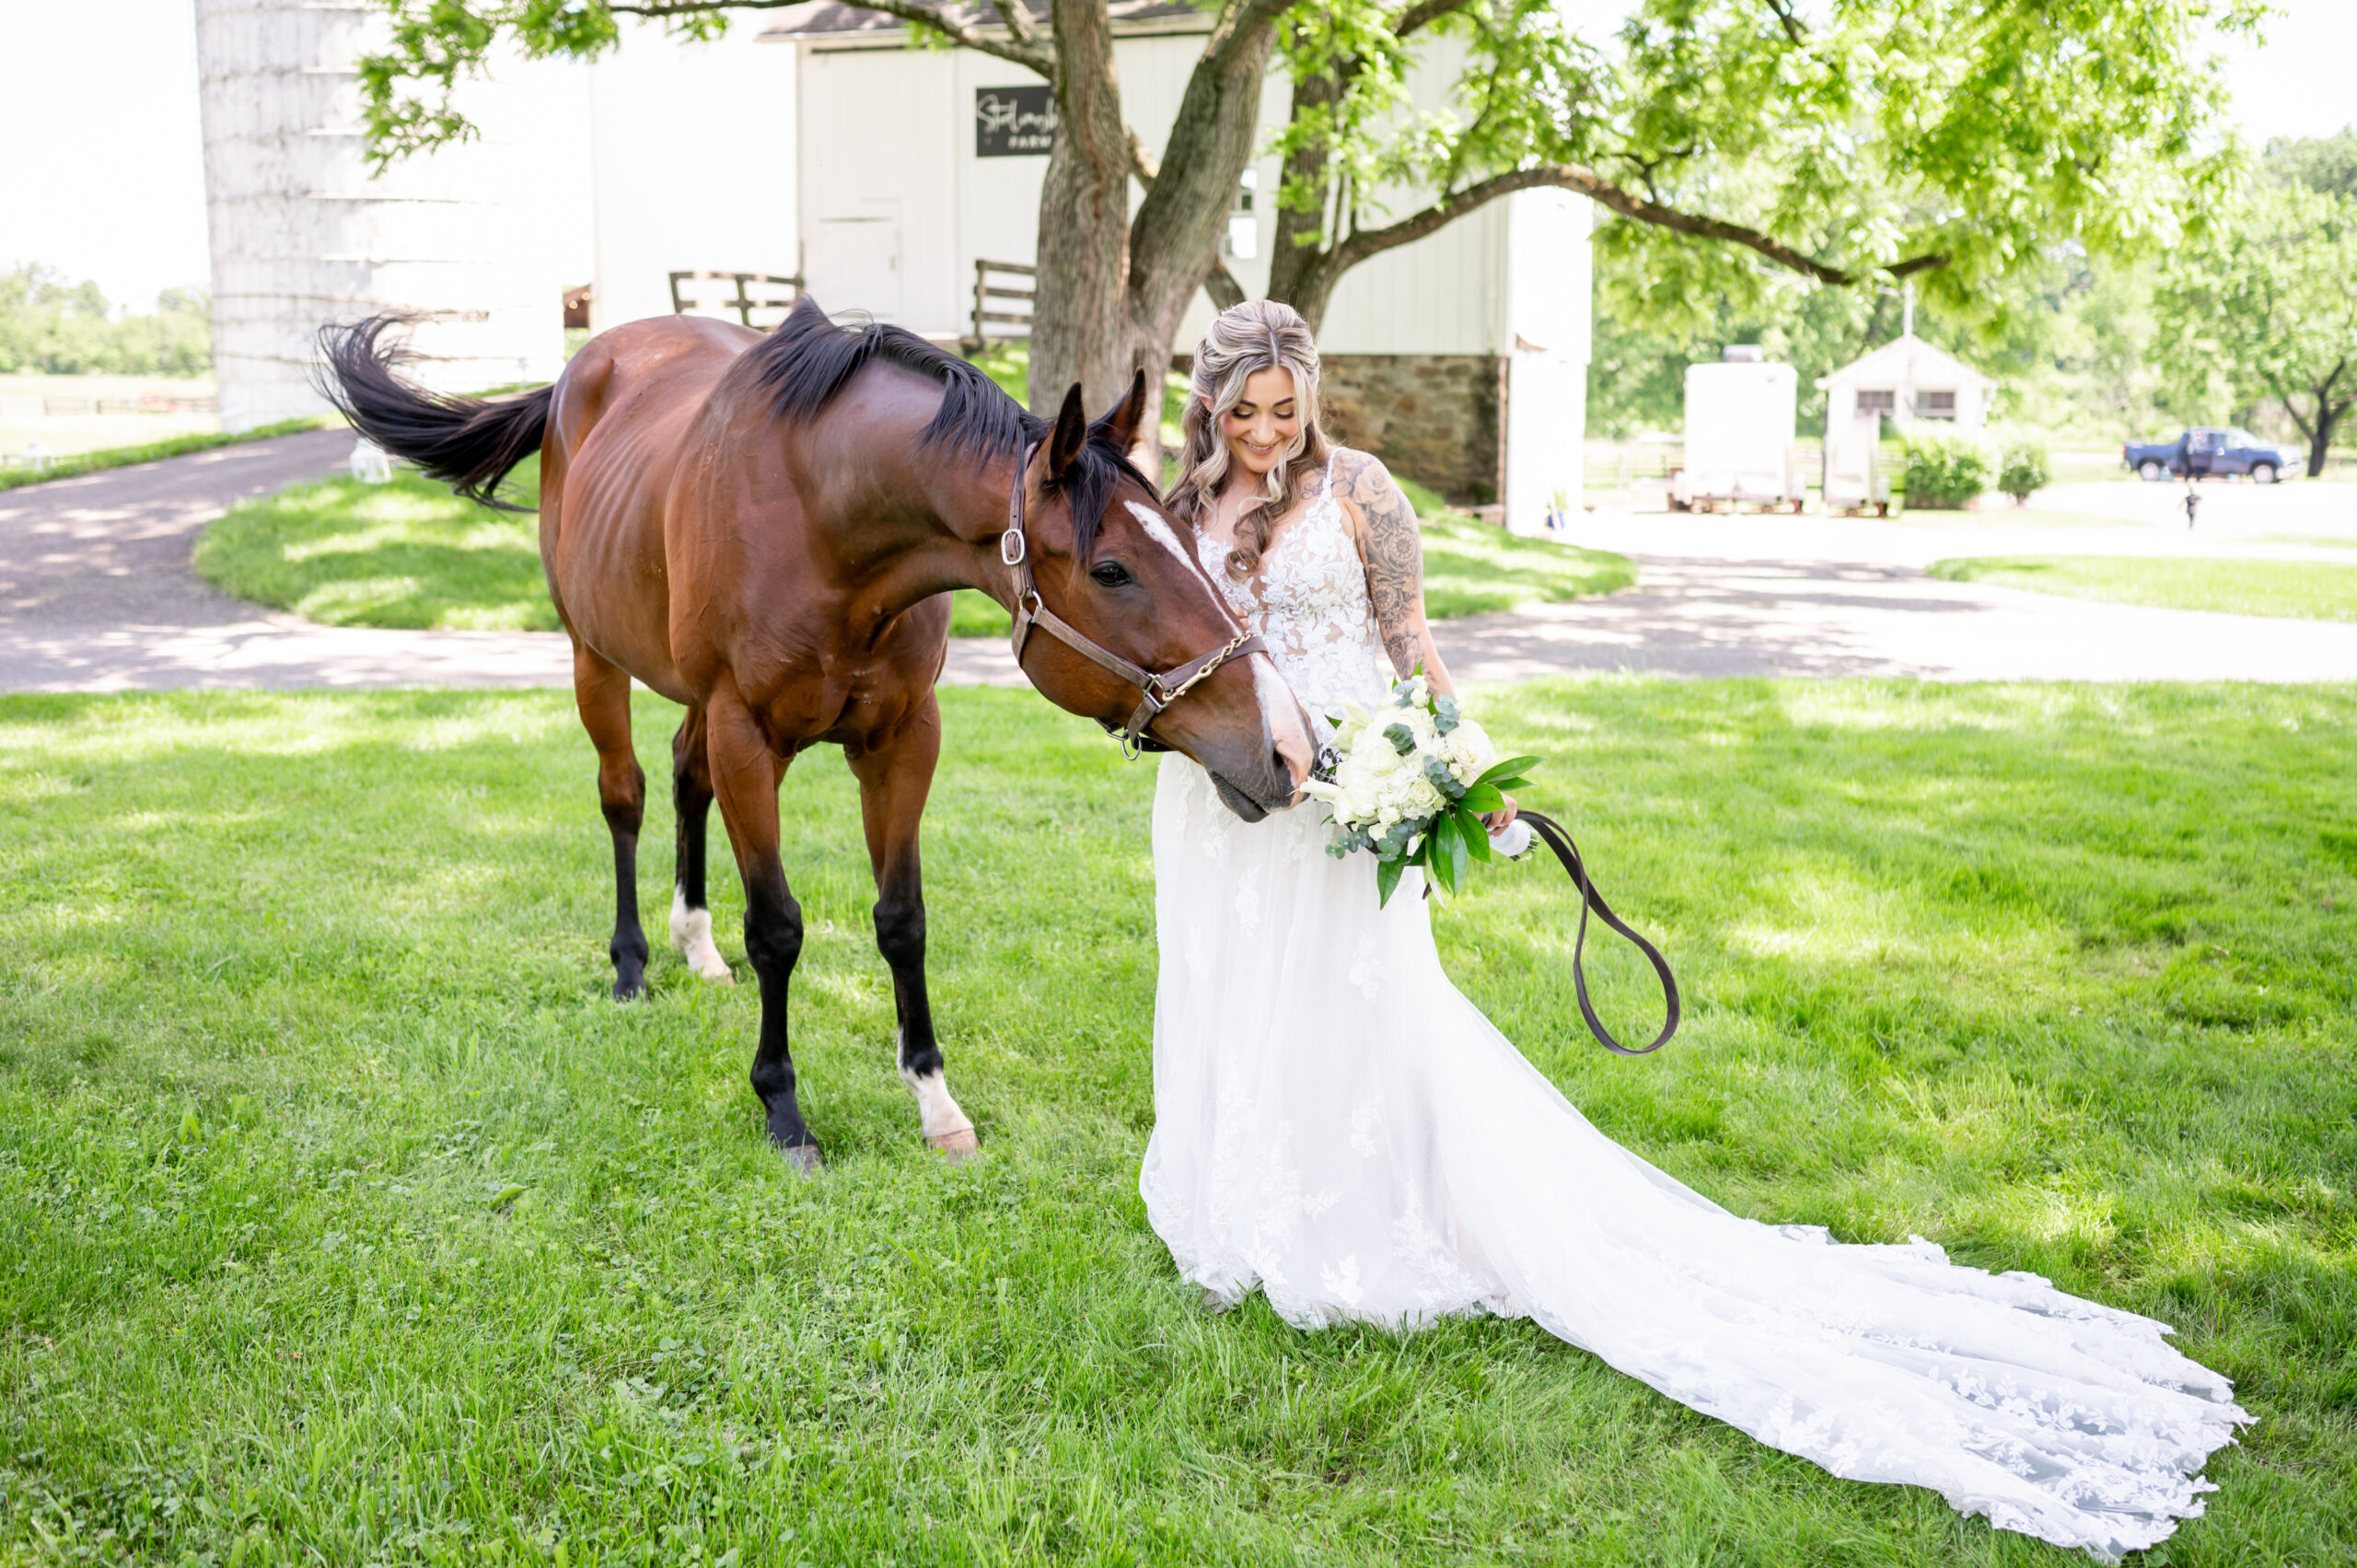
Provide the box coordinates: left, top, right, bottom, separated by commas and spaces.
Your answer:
847, 693, 977, 1160
706, 677, 819, 1167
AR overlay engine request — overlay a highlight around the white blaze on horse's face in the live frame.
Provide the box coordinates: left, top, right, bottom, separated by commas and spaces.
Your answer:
1125, 501, 1312, 794
1126, 500, 1219, 592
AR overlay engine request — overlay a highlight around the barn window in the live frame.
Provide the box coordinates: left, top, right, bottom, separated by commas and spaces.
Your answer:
1919, 389, 1956, 419
1225, 169, 1260, 261
1855, 389, 1895, 414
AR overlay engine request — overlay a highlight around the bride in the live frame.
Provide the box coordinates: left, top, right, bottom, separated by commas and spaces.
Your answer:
1138, 300, 2245, 1560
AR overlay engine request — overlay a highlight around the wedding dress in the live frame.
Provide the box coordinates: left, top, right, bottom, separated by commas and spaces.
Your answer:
1140, 456, 2246, 1560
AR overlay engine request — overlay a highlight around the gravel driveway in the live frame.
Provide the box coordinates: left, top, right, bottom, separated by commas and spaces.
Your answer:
6, 439, 2356, 694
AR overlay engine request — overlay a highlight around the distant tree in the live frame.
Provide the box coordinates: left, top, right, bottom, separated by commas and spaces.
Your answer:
358, 1, 2256, 434
0, 267, 212, 377
2264, 126, 2357, 203
2156, 168, 2357, 477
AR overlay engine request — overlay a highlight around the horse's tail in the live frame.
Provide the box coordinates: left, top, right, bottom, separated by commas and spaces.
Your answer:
314, 315, 552, 512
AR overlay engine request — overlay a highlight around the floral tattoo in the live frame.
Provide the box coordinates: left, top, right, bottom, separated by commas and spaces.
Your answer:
1337, 449, 1427, 677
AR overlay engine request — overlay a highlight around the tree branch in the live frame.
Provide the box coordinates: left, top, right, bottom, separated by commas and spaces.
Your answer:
1760, 0, 1806, 47
993, 0, 1040, 50
1204, 0, 1295, 71
1128, 126, 1158, 187
1204, 260, 1247, 309
1392, 0, 1472, 41
727, 0, 1052, 75
1334, 163, 1947, 289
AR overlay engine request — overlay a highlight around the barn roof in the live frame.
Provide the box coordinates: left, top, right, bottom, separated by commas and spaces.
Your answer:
1815, 332, 1996, 392
760, 1, 1207, 42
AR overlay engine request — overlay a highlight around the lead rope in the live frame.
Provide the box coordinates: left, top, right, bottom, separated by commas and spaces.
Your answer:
1515, 810, 1680, 1056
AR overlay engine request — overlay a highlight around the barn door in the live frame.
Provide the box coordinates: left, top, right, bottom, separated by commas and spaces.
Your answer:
807, 203, 902, 321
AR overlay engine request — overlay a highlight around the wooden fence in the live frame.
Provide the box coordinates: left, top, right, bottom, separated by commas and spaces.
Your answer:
667, 272, 803, 330
964, 260, 1035, 352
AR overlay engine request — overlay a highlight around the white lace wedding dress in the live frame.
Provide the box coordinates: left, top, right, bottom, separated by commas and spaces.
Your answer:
1140, 457, 2246, 1560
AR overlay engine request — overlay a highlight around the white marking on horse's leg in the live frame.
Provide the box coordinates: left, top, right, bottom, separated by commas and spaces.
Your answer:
900, 1056, 976, 1154
669, 886, 734, 982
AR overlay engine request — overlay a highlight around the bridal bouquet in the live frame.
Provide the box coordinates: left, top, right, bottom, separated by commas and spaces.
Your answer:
1301, 672, 1538, 906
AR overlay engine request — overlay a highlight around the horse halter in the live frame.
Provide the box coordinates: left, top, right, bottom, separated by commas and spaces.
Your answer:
999, 440, 1269, 760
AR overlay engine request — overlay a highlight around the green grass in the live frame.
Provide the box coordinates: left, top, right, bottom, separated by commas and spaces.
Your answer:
0, 416, 332, 494
193, 457, 555, 633
3, 680, 2352, 1565
1928, 555, 2357, 621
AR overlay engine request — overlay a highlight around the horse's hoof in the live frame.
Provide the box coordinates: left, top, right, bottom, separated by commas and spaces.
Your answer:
775, 1142, 824, 1174
926, 1128, 980, 1164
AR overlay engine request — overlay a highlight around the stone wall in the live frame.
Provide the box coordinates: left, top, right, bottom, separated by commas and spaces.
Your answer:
1318, 354, 1505, 505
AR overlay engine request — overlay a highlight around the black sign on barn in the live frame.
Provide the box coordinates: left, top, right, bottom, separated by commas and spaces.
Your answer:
975, 86, 1057, 157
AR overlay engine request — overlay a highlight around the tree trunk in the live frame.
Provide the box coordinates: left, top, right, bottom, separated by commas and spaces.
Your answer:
1115, 6, 1283, 459
1263, 58, 1339, 325
1028, 0, 1134, 416
2307, 401, 2340, 479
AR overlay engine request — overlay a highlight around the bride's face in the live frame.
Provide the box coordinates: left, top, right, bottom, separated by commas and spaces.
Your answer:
1215, 366, 1299, 483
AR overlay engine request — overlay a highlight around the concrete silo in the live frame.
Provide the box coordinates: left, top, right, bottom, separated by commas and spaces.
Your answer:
193, 0, 567, 431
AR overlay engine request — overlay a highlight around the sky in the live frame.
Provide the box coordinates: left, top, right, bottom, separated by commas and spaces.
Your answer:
0, 0, 2350, 312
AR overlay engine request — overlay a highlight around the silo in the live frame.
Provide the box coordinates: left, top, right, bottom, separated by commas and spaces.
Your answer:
194, 0, 565, 431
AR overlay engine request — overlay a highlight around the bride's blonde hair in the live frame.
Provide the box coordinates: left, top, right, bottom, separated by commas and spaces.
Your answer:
1166, 298, 1331, 578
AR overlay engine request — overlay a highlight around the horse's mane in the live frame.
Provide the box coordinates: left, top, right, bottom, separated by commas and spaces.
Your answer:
749, 295, 1152, 554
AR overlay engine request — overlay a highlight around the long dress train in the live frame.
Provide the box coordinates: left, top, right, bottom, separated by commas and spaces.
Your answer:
1140, 458, 2246, 1560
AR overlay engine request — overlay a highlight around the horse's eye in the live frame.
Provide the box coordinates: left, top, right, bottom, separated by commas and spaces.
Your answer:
1090, 561, 1133, 588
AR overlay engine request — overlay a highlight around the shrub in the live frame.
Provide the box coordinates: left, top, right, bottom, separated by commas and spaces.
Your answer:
1997, 439, 2051, 504
1901, 433, 1991, 508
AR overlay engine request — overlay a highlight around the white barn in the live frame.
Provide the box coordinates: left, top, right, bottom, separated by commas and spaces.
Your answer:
601, 3, 1590, 528
194, 5, 1594, 528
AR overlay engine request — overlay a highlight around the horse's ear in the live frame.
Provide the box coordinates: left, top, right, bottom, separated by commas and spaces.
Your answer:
1047, 381, 1089, 479
1095, 367, 1151, 452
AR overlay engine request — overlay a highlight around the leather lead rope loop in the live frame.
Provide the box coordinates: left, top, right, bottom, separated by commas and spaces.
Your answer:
1517, 810, 1680, 1056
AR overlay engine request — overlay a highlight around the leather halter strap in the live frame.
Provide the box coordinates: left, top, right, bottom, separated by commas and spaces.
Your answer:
999, 439, 1267, 758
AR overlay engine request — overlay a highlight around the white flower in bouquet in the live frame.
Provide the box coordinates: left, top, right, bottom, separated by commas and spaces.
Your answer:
1300, 671, 1540, 906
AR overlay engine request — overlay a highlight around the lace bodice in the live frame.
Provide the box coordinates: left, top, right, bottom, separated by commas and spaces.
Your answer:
1194, 455, 1395, 714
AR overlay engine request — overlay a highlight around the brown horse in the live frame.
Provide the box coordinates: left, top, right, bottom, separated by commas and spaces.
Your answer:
320, 301, 1312, 1167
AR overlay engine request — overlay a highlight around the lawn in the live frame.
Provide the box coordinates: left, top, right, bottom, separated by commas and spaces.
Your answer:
194, 458, 555, 632
1929, 555, 2357, 622
197, 458, 1633, 640
1, 415, 330, 495
3, 680, 2351, 1566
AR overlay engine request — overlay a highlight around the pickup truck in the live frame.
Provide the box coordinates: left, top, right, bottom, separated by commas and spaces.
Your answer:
2122, 427, 2293, 483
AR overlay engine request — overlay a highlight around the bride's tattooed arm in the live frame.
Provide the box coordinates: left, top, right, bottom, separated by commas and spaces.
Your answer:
1335, 447, 1513, 826
1334, 447, 1452, 690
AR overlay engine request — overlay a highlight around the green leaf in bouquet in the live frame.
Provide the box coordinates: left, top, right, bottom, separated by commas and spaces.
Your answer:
1455, 804, 1492, 862
1422, 755, 1468, 802
1459, 782, 1504, 815
1474, 755, 1541, 787
1384, 722, 1417, 757
1439, 818, 1469, 892
1434, 693, 1461, 735
1376, 854, 1406, 907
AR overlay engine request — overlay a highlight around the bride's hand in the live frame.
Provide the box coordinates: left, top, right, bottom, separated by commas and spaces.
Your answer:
1482, 794, 1519, 833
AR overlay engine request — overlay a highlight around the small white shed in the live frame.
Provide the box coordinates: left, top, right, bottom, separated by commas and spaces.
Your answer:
1816, 333, 1997, 434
